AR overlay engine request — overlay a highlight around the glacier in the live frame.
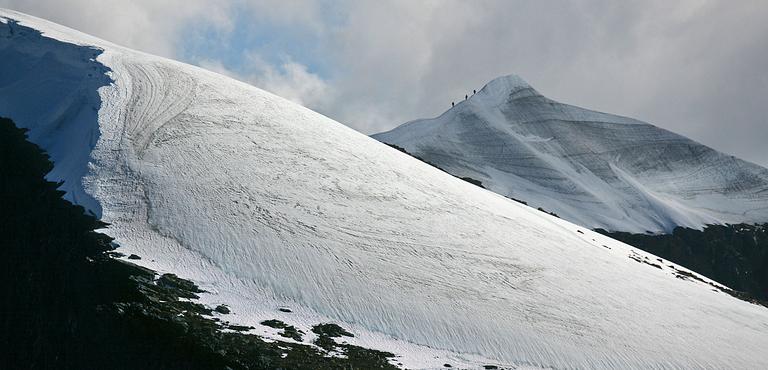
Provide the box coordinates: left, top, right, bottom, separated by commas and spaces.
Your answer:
374, 75, 768, 233
2, 9, 768, 369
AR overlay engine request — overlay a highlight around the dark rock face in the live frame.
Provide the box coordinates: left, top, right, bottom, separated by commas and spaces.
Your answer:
260, 319, 304, 342
311, 323, 354, 338
1, 116, 111, 368
0, 116, 225, 369
459, 177, 485, 188
598, 224, 768, 301
0, 117, 397, 369
214, 305, 230, 314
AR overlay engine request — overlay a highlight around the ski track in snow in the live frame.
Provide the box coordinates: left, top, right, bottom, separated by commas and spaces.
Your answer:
374, 75, 768, 234
3, 9, 768, 369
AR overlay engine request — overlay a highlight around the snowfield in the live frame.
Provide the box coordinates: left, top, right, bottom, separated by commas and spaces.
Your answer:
2, 9, 768, 369
374, 75, 768, 233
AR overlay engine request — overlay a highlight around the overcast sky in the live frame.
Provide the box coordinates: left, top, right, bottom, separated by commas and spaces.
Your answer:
3, 0, 767, 166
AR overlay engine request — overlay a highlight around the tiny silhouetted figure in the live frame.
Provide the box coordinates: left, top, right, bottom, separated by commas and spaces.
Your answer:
452, 102, 455, 107
473, 89, 476, 94
465, 94, 468, 100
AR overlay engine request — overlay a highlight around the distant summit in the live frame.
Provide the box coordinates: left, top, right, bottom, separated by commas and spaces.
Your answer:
374, 75, 768, 233
473, 74, 537, 102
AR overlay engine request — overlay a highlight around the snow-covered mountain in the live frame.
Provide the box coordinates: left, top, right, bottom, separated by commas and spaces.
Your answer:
2, 9, 768, 369
374, 75, 768, 233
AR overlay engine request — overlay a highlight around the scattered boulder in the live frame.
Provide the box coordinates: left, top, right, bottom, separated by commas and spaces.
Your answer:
259, 319, 303, 341
156, 273, 203, 299
260, 319, 288, 329
459, 177, 485, 188
311, 323, 354, 338
214, 305, 230, 314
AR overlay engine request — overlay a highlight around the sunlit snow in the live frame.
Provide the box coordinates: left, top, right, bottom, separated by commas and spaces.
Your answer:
2, 9, 768, 369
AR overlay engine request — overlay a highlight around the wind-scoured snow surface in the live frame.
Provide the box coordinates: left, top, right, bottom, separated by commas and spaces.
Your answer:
2, 10, 768, 369
374, 75, 768, 233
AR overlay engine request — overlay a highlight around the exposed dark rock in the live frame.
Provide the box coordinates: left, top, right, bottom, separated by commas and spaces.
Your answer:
215, 305, 230, 314
599, 224, 768, 301
261, 319, 289, 329
312, 323, 355, 338
157, 273, 204, 297
508, 197, 527, 205
225, 324, 254, 332
537, 207, 559, 218
460, 177, 485, 188
279, 326, 304, 342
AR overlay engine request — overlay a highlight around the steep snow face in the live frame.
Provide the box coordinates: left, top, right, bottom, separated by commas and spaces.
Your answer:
3, 10, 768, 369
0, 17, 111, 215
374, 75, 768, 233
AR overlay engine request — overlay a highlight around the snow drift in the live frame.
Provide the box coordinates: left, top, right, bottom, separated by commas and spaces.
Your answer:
2, 9, 768, 369
374, 75, 768, 233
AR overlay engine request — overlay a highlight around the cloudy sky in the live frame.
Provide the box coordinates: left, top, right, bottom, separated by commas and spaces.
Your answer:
3, 0, 767, 166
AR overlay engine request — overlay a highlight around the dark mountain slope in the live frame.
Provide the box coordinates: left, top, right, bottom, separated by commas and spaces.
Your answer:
599, 224, 768, 300
0, 117, 395, 369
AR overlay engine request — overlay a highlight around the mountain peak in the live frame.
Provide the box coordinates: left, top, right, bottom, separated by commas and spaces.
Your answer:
473, 74, 538, 105
375, 73, 768, 234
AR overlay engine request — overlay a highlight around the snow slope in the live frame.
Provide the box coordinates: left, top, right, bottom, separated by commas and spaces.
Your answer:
2, 9, 768, 369
374, 75, 768, 233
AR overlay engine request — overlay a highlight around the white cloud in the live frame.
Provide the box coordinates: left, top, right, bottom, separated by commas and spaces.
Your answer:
245, 53, 332, 110
2, 0, 767, 166
0, 0, 233, 57
200, 54, 333, 113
